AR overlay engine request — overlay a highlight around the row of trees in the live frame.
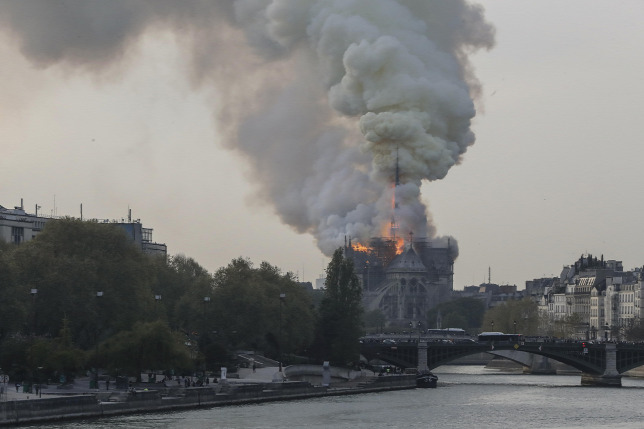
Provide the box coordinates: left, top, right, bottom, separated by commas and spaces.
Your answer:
481, 299, 541, 335
0, 219, 364, 383
362, 293, 603, 340
22, 217, 637, 382
428, 297, 644, 341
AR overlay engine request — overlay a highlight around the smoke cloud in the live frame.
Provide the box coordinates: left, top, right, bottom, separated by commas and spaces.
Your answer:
0, 0, 494, 257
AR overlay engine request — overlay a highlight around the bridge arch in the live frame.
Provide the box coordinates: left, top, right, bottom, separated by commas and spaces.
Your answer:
360, 340, 644, 386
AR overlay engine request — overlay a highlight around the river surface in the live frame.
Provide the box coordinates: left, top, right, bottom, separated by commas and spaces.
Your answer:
22, 366, 644, 429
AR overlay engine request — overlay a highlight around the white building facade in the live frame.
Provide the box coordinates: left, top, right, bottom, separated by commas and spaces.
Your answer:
1, 201, 167, 257
535, 255, 643, 341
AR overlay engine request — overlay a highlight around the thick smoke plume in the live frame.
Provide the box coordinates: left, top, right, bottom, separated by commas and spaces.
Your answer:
0, 0, 494, 257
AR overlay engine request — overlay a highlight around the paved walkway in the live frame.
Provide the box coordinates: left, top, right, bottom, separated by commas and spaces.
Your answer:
233, 366, 282, 383
0, 367, 284, 403
1, 381, 67, 401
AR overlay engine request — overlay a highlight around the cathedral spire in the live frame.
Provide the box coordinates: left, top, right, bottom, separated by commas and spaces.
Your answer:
390, 147, 400, 238
395, 147, 400, 190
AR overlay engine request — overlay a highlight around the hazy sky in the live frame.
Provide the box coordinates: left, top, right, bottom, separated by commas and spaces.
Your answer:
1, 1, 642, 288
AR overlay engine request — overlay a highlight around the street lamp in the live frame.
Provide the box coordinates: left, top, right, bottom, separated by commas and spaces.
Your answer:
201, 296, 211, 381
36, 367, 43, 398
94, 291, 103, 390
409, 321, 413, 341
30, 288, 38, 335
490, 320, 494, 331
417, 321, 422, 340
513, 320, 517, 334
279, 293, 285, 372
203, 296, 211, 319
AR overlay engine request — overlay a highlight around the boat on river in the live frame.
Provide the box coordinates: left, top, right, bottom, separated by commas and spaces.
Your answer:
416, 371, 438, 388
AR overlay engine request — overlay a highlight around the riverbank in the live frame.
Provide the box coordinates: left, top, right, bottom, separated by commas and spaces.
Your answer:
0, 371, 416, 426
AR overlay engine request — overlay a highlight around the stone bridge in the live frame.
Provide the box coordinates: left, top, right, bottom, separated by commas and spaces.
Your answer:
360, 341, 644, 386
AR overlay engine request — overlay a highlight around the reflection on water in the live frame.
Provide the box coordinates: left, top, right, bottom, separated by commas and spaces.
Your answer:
21, 366, 644, 429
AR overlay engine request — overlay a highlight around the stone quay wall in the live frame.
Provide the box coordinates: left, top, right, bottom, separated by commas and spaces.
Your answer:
0, 376, 416, 426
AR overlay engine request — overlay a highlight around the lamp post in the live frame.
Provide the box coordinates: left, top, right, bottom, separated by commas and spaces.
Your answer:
202, 296, 211, 380
30, 288, 38, 335
94, 291, 103, 390
513, 320, 517, 334
490, 320, 494, 331
203, 296, 211, 330
417, 321, 422, 341
155, 294, 162, 319
279, 293, 285, 372
37, 367, 43, 398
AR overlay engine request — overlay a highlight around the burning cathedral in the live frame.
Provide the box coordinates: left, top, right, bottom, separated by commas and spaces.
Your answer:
0, 2, 493, 331
344, 154, 455, 328
346, 235, 454, 327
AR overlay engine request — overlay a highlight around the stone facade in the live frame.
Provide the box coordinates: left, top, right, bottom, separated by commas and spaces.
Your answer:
346, 238, 454, 327
533, 254, 644, 340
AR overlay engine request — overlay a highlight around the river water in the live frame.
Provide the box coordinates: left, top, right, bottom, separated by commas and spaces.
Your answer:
22, 366, 644, 429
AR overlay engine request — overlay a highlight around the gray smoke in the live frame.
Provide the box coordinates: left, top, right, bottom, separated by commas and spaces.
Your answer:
0, 0, 494, 257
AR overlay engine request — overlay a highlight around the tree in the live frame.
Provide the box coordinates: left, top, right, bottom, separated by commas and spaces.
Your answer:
209, 258, 315, 361
427, 297, 485, 331
0, 218, 322, 377
27, 317, 87, 384
8, 218, 156, 345
363, 309, 386, 333
312, 248, 363, 366
99, 320, 192, 381
624, 320, 644, 342
481, 299, 540, 335
442, 312, 468, 330
0, 243, 28, 338
551, 313, 583, 339
0, 337, 31, 380
161, 255, 215, 334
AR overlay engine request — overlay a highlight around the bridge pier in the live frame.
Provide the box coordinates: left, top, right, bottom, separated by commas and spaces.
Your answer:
581, 343, 622, 387
581, 373, 622, 387
418, 341, 428, 372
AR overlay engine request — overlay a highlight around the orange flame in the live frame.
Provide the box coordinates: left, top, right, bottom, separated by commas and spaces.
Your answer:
353, 185, 407, 257
352, 243, 370, 252
352, 236, 405, 256
394, 236, 405, 254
